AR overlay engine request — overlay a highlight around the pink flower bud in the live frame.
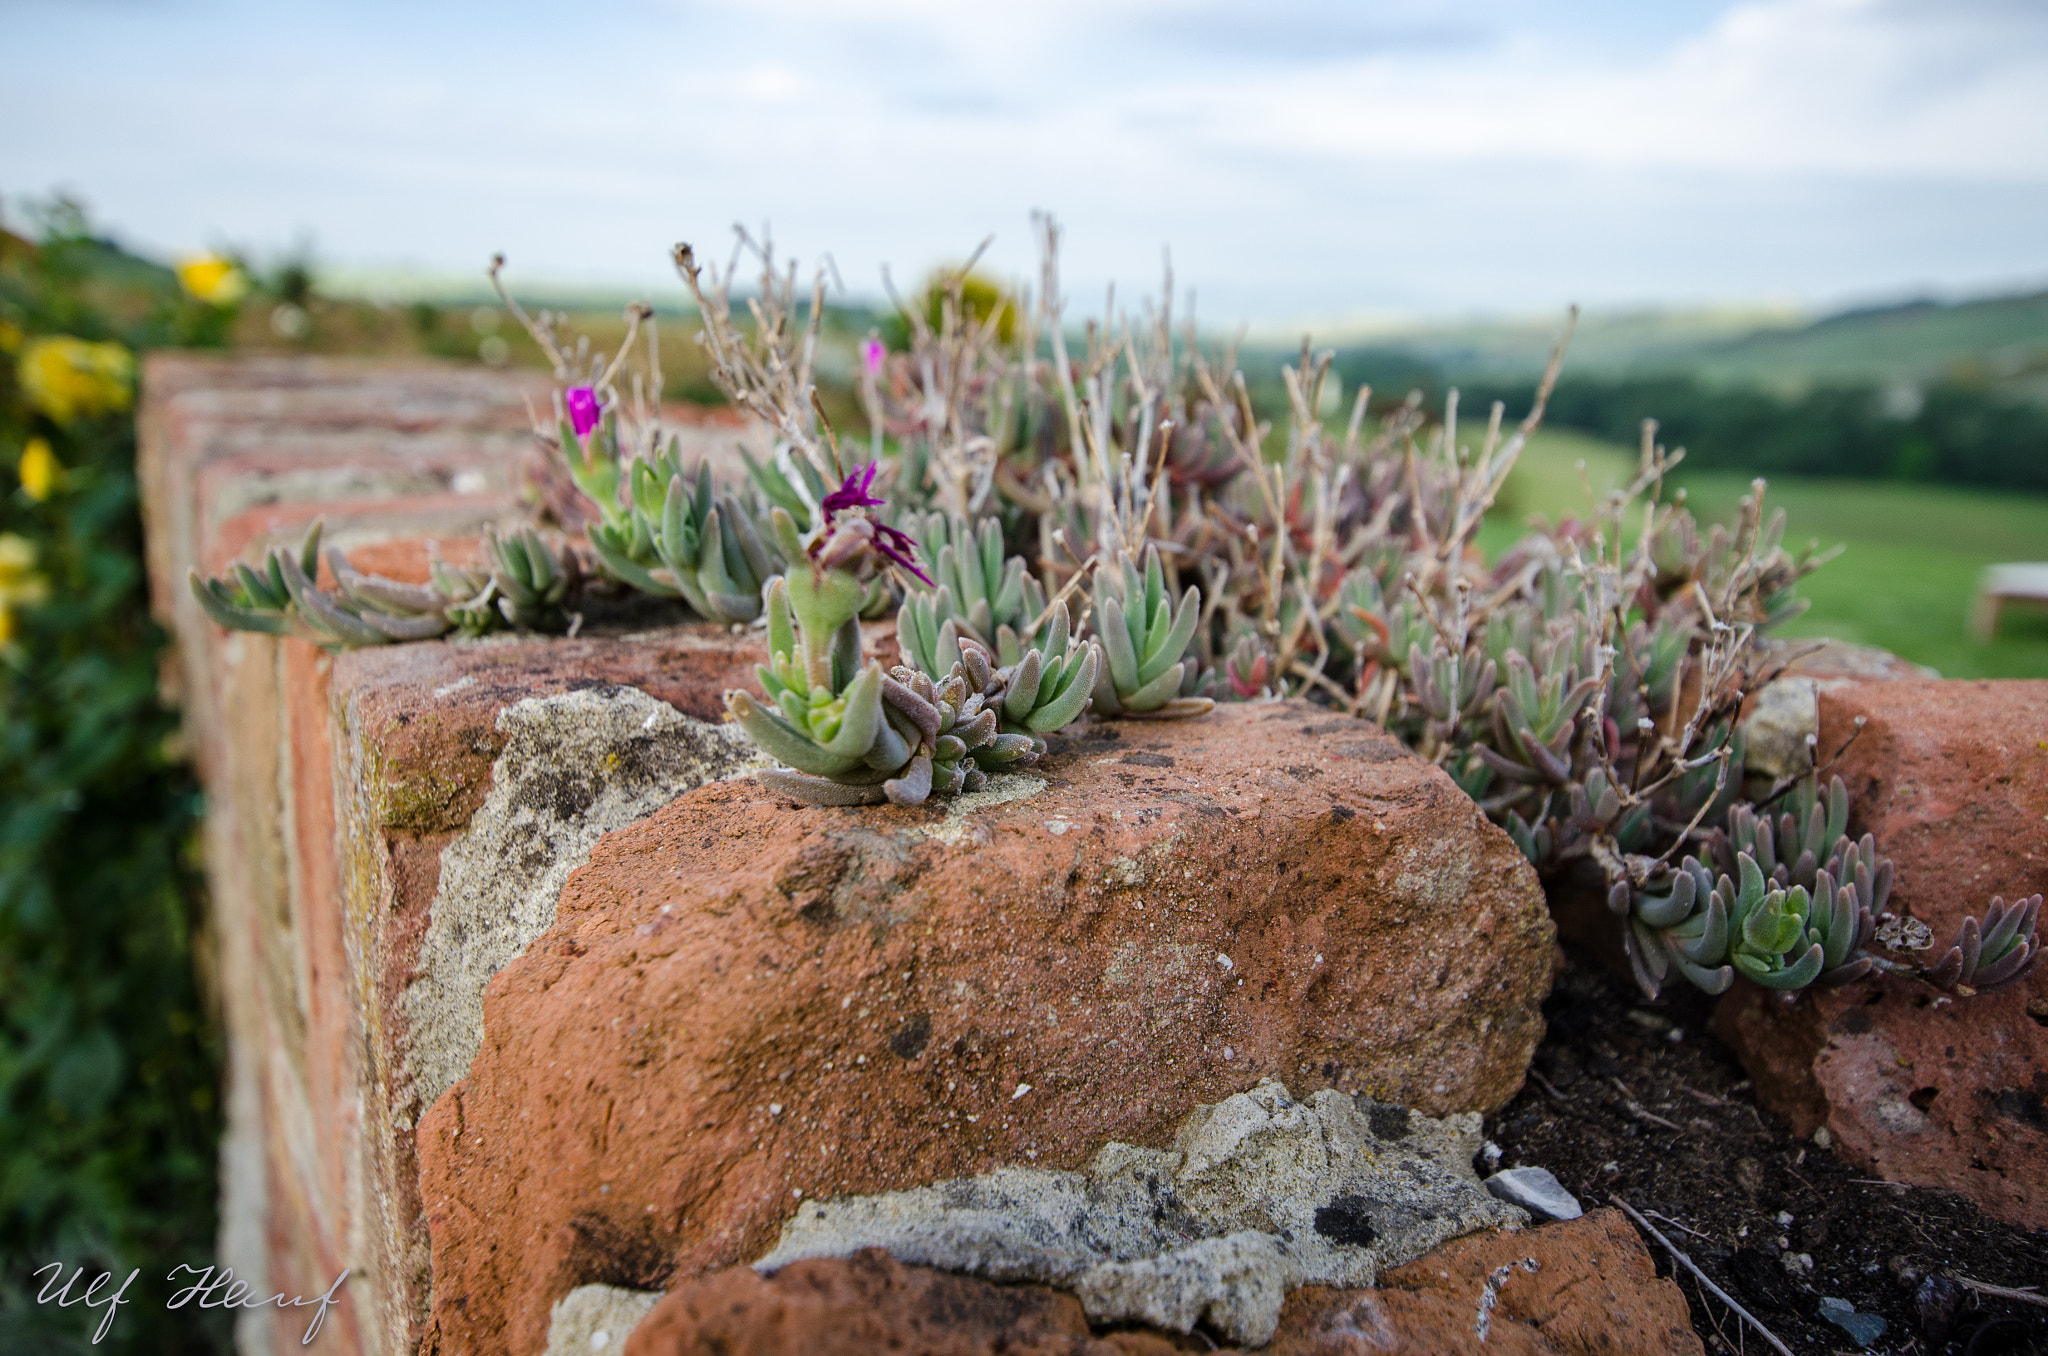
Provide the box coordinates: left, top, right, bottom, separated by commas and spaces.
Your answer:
565, 387, 601, 438
861, 338, 886, 375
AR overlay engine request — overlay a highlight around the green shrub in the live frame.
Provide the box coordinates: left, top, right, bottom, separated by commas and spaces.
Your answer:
0, 199, 229, 1354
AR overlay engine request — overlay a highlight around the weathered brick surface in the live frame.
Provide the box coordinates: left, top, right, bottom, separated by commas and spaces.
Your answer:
418, 703, 1554, 1355
139, 355, 766, 1354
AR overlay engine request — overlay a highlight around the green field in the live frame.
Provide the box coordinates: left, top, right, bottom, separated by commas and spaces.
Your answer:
1479, 428, 2048, 679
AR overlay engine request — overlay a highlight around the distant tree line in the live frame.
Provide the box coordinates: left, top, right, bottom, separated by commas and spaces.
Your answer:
1324, 348, 2048, 492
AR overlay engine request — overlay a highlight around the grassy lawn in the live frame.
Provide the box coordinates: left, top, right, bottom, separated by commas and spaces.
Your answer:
1478, 427, 2048, 679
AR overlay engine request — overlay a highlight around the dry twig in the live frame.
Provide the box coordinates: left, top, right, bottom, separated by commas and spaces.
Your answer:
1612, 1196, 1794, 1356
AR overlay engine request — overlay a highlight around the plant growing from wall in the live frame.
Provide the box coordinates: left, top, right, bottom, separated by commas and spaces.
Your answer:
187, 216, 2040, 1004
724, 462, 1098, 806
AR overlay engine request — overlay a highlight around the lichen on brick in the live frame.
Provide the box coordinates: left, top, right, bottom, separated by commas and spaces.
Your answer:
400, 686, 769, 1119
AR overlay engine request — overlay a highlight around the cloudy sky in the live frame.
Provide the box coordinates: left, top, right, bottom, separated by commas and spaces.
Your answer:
3, 0, 2045, 322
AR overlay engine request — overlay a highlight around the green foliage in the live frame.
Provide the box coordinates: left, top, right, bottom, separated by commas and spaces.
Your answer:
1923, 893, 2041, 994
188, 519, 579, 645
896, 511, 1051, 672
730, 495, 1100, 807
1621, 771, 2037, 999
574, 419, 780, 622
1087, 546, 1212, 719
0, 205, 228, 1353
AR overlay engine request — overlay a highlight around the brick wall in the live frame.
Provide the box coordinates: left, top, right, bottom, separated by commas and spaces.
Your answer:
139, 356, 766, 1353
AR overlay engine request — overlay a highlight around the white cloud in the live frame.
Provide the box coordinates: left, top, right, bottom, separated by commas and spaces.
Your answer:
0, 0, 2042, 317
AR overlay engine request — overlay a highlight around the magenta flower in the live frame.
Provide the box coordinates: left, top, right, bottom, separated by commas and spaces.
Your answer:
815, 462, 932, 585
861, 337, 886, 375
565, 386, 601, 438
871, 522, 933, 585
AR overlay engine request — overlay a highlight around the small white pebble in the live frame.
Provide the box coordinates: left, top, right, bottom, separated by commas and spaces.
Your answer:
1601, 1161, 1620, 1174
966, 1114, 978, 1122
792, 1188, 803, 1198
1813, 1126, 1832, 1149
1044, 820, 1069, 835
1314, 954, 1323, 964
1217, 953, 1234, 970
1223, 1047, 1234, 1060
1666, 1028, 1684, 1044
1013, 1083, 1032, 1100
1776, 1210, 1794, 1227
770, 1103, 784, 1116
590, 1329, 610, 1350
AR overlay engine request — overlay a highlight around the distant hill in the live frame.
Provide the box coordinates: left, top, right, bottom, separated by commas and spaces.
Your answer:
1280, 289, 2048, 409
1239, 290, 2048, 494
1679, 292, 2048, 403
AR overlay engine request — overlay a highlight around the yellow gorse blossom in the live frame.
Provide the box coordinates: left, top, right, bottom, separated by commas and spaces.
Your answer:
0, 533, 50, 645
18, 437, 60, 501
17, 336, 134, 424
177, 253, 248, 307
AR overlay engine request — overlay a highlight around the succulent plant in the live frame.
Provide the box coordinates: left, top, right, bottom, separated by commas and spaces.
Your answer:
189, 519, 583, 647
1472, 642, 1600, 787
1220, 631, 1274, 700
1725, 774, 1851, 892
1627, 848, 1879, 999
1406, 640, 1497, 739
1922, 894, 2041, 994
726, 470, 1100, 808
188, 519, 328, 638
896, 511, 1056, 673
1628, 856, 1736, 996
564, 414, 779, 623
1621, 775, 1883, 998
1328, 568, 1422, 666
1088, 545, 1212, 720
435, 526, 578, 635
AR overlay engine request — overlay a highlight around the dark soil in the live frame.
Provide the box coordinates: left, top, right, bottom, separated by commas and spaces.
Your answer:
1486, 945, 2048, 1356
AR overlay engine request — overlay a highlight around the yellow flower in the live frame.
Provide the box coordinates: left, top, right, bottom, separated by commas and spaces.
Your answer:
17, 336, 135, 424
0, 533, 50, 644
19, 437, 60, 501
177, 253, 247, 307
